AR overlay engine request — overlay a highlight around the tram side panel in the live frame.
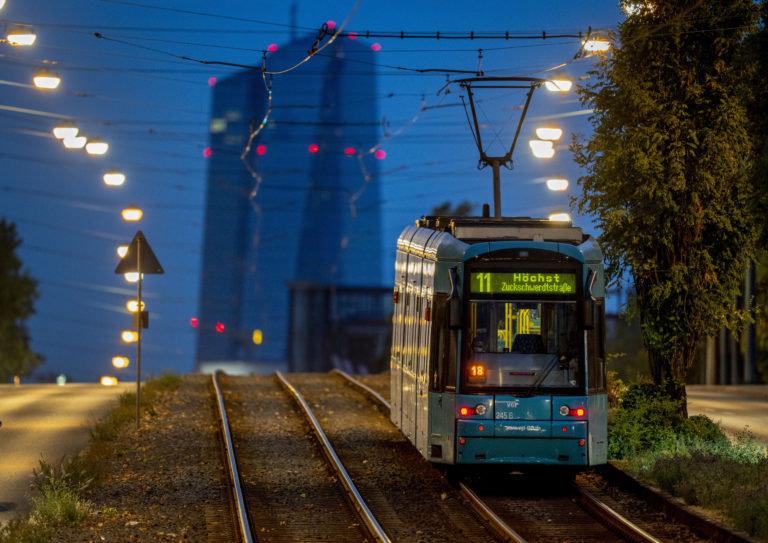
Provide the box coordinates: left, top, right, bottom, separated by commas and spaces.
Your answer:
415, 259, 435, 457
401, 252, 424, 443
390, 247, 409, 430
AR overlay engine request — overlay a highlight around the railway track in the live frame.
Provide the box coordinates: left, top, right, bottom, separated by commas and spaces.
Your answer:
334, 369, 710, 543
211, 371, 380, 542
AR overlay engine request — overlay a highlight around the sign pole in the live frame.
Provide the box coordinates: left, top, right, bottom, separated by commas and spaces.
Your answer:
136, 236, 142, 429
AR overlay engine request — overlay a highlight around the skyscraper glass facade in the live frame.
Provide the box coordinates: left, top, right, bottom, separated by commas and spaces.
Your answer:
196, 36, 382, 369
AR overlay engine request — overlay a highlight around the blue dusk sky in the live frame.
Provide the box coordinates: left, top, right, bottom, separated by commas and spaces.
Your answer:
0, 0, 623, 381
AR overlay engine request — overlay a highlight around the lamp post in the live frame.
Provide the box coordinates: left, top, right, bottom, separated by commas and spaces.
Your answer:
115, 230, 163, 428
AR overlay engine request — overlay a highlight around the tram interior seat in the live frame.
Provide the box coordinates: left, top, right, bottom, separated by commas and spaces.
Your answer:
511, 334, 545, 354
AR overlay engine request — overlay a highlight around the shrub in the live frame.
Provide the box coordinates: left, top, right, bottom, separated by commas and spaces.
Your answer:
0, 518, 51, 543
608, 382, 686, 459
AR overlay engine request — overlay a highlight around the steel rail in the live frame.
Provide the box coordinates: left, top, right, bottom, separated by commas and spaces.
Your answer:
332, 369, 528, 542
458, 482, 528, 543
331, 368, 391, 410
275, 371, 391, 543
211, 372, 254, 543
572, 484, 663, 543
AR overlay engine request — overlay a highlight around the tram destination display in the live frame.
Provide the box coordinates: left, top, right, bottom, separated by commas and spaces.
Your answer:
470, 271, 577, 295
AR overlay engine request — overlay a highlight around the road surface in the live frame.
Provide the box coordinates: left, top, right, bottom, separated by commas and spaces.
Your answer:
0, 382, 132, 525
687, 385, 768, 445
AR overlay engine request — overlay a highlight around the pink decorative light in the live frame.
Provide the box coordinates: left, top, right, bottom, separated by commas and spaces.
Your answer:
208, 77, 217, 86
308, 143, 319, 153
203, 147, 212, 157
371, 43, 381, 51
344, 147, 355, 155
326, 20, 336, 29
348, 31, 357, 40
256, 145, 267, 155
267, 43, 278, 52
215, 322, 225, 333
375, 149, 386, 160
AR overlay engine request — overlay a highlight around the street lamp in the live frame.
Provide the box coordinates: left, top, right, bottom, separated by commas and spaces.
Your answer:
126, 300, 146, 312
5, 27, 36, 46
535, 127, 563, 141
529, 139, 555, 158
103, 171, 125, 186
122, 207, 142, 221
85, 140, 109, 155
100, 376, 118, 386
583, 38, 611, 53
545, 79, 572, 92
546, 178, 569, 191
121, 330, 138, 343
62, 136, 87, 149
548, 212, 571, 222
52, 123, 78, 139
112, 356, 129, 369
32, 71, 60, 90
124, 272, 140, 283
117, 245, 129, 258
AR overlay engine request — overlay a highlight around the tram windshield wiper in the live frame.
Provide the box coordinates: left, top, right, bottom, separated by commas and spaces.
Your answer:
522, 354, 560, 397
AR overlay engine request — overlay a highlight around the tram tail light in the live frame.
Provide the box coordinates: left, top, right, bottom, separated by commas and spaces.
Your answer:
559, 405, 586, 417
459, 406, 475, 416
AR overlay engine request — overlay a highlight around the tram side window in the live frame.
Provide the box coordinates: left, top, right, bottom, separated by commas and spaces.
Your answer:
429, 294, 456, 392
587, 300, 606, 394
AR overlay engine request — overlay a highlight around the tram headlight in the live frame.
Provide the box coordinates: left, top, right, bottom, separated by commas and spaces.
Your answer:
475, 404, 487, 416
560, 405, 586, 417
559, 405, 570, 416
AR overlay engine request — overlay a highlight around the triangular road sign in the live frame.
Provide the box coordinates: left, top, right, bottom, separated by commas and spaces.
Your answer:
114, 230, 164, 274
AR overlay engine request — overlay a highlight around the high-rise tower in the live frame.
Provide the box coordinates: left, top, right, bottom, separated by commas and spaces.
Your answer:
196, 36, 382, 371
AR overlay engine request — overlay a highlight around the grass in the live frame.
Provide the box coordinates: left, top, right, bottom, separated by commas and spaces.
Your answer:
0, 373, 182, 543
610, 381, 768, 539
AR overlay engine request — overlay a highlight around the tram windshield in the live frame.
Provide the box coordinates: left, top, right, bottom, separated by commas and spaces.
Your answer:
461, 300, 582, 393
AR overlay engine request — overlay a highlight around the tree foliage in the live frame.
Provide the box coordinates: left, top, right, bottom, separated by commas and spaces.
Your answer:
571, 0, 761, 394
0, 219, 43, 381
430, 200, 475, 217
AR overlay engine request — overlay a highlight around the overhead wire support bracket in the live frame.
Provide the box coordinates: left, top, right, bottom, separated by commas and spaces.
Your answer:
441, 76, 548, 218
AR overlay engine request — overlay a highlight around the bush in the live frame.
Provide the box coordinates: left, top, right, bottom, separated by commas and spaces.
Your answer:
0, 518, 51, 543
608, 382, 686, 459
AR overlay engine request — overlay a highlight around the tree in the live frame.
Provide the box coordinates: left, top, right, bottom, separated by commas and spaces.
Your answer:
0, 219, 43, 381
430, 200, 475, 217
571, 0, 761, 410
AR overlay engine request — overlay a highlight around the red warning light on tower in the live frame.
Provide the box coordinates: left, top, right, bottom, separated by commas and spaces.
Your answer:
308, 144, 319, 153
256, 145, 267, 156
190, 317, 198, 328
215, 322, 225, 333
344, 147, 355, 155
203, 147, 212, 157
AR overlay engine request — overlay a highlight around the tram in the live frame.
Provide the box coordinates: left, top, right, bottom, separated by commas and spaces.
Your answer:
390, 215, 606, 466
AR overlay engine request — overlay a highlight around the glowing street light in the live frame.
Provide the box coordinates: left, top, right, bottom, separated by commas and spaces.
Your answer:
126, 300, 146, 312
549, 212, 571, 222
545, 79, 572, 92
6, 27, 37, 46
100, 376, 118, 386
112, 356, 129, 369
0, 0, 6, 10
103, 171, 126, 186
529, 139, 555, 158
32, 71, 60, 90
52, 124, 78, 139
62, 136, 87, 149
122, 207, 142, 221
583, 38, 611, 53
124, 272, 140, 283
85, 140, 109, 155
121, 330, 138, 343
546, 178, 569, 191
535, 127, 563, 141
117, 245, 129, 258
